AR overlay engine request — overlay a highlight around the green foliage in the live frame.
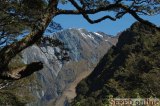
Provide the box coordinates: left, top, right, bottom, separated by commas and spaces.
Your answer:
0, 74, 37, 106
38, 36, 64, 47
0, 91, 26, 106
72, 22, 160, 105
0, 0, 48, 46
21, 0, 47, 10
76, 80, 89, 95
0, 54, 41, 105
60, 0, 68, 4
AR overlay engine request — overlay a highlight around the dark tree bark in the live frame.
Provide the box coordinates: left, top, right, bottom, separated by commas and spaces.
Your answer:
0, 0, 58, 77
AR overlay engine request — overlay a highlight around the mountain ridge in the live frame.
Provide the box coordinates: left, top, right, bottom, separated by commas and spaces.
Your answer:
72, 22, 160, 106
0, 28, 118, 106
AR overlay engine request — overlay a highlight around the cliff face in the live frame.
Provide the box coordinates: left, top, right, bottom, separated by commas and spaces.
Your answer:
0, 28, 117, 105
73, 23, 160, 106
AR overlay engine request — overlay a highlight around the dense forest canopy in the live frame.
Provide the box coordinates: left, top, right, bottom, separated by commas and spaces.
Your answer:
0, 0, 62, 47
0, 0, 159, 78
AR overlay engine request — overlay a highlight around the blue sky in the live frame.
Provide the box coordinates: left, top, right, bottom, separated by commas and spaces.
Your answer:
54, 2, 160, 35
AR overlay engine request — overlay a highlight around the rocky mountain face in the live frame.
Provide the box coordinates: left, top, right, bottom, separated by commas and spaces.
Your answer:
0, 28, 117, 105
72, 22, 160, 106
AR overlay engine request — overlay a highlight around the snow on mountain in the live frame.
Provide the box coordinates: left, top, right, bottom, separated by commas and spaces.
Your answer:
20, 28, 118, 105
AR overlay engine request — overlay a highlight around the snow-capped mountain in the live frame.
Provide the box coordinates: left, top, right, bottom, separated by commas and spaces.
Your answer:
17, 28, 118, 105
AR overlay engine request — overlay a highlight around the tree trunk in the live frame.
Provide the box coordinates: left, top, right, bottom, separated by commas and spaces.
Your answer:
0, 0, 58, 74
0, 29, 44, 70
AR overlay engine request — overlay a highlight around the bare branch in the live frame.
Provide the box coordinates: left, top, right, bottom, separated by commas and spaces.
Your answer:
57, 3, 123, 15
128, 10, 160, 30
64, 0, 160, 29
67, 0, 117, 24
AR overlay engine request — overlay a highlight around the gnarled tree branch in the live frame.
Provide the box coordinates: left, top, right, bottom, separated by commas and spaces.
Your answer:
0, 0, 59, 72
59, 0, 160, 29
